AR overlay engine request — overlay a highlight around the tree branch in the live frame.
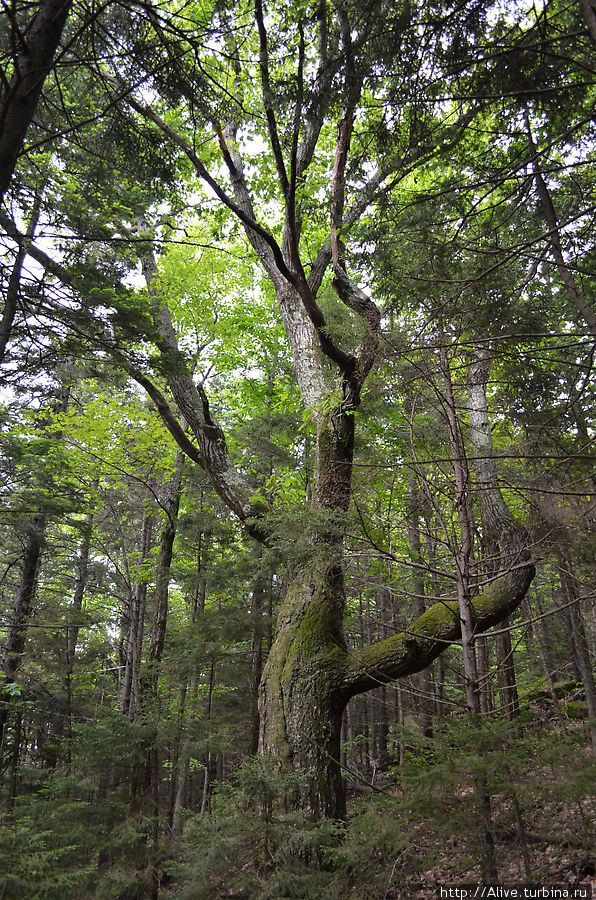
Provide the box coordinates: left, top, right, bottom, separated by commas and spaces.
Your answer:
137, 245, 271, 541
579, 0, 596, 46
329, 0, 361, 268
0, 0, 72, 202
119, 90, 357, 379
254, 0, 289, 197
340, 548, 535, 699
0, 210, 270, 542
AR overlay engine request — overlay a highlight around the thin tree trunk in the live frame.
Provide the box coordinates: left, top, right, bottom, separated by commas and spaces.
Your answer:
248, 568, 266, 756
171, 671, 199, 838
532, 594, 568, 734
365, 590, 377, 771
525, 113, 596, 337
144, 453, 184, 698
0, 187, 44, 363
64, 504, 95, 767
121, 506, 154, 719
476, 636, 493, 715
467, 350, 520, 720
171, 526, 207, 838
441, 344, 479, 714
495, 626, 519, 719
395, 682, 405, 767
444, 346, 500, 883
436, 654, 445, 716
0, 387, 69, 753
134, 454, 185, 891
376, 588, 391, 767
0, 511, 47, 754
3, 711, 22, 814
534, 594, 556, 678
557, 551, 596, 754
200, 661, 216, 815
407, 477, 433, 737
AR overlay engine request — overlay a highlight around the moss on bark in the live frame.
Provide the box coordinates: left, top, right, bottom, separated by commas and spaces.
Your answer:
258, 532, 535, 819
341, 553, 535, 699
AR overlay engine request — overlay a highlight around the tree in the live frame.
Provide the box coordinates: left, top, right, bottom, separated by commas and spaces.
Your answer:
98, 0, 537, 818
5, 0, 595, 823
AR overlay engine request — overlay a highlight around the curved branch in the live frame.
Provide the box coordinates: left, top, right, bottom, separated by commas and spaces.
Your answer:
0, 211, 270, 542
138, 247, 271, 542
340, 544, 535, 700
331, 265, 381, 383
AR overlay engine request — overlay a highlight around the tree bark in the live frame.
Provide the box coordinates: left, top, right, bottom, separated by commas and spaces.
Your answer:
258, 530, 534, 818
0, 510, 47, 752
467, 350, 520, 720
61, 506, 94, 769
0, 186, 44, 362
121, 506, 154, 719
407, 478, 433, 737
143, 452, 185, 698
258, 548, 350, 818
525, 113, 596, 337
248, 568, 267, 756
441, 344, 479, 714
532, 593, 568, 734
476, 636, 493, 715
0, 390, 69, 752
0, 0, 72, 202
557, 551, 596, 754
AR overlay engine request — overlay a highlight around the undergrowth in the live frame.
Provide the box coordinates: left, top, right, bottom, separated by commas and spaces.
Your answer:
0, 717, 593, 899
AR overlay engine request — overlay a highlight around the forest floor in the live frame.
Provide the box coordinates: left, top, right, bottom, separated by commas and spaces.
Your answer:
160, 720, 595, 900
362, 759, 596, 899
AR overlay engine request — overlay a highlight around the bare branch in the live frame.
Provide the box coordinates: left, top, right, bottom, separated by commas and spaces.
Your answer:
254, 0, 289, 197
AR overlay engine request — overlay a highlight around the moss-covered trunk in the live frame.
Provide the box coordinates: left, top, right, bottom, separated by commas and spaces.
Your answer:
258, 376, 535, 821
258, 550, 349, 819
257, 399, 357, 819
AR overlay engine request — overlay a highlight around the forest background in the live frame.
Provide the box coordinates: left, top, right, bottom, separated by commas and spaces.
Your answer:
0, 0, 595, 897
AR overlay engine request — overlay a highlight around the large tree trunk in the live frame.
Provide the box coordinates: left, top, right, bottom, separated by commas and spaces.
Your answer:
258, 547, 349, 819
259, 531, 534, 819
258, 401, 535, 821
